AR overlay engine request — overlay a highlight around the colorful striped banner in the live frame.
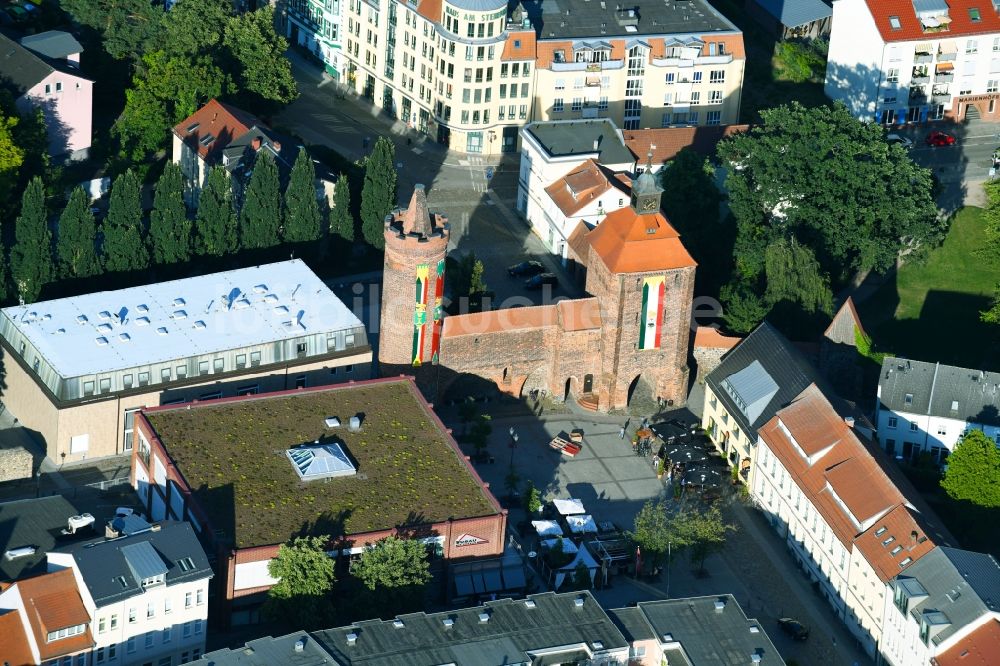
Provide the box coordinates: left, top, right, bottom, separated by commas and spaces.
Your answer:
430, 259, 445, 362
638, 276, 666, 350
412, 264, 430, 366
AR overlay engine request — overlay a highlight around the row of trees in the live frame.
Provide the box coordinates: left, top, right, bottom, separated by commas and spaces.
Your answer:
704, 102, 944, 336
61, 0, 297, 160
630, 499, 735, 575
265, 534, 432, 630
980, 180, 1000, 324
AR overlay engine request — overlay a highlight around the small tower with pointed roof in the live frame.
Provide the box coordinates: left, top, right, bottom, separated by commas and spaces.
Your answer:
379, 184, 450, 377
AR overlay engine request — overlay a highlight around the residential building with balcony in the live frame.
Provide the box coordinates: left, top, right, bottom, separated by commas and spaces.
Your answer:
752, 383, 939, 656
875, 356, 1000, 464
339, 0, 745, 155
880, 546, 1000, 665
0, 569, 94, 666
281, 0, 342, 77
826, 0, 1000, 124
47, 521, 213, 666
0, 260, 371, 463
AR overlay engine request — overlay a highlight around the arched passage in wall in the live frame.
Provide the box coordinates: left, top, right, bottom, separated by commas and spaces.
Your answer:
626, 373, 658, 414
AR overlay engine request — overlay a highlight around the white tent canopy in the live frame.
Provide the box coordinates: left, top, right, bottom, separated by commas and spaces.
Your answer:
532, 520, 564, 538
566, 514, 598, 535
552, 498, 586, 516
553, 545, 599, 590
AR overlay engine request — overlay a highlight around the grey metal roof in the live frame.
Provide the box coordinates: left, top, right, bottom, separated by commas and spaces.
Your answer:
753, 0, 832, 28
121, 540, 169, 581
636, 595, 785, 665
894, 546, 1000, 647
519, 0, 739, 40
705, 322, 821, 435
721, 360, 779, 426
0, 495, 84, 581
19, 30, 83, 59
448, 0, 506, 11
0, 31, 55, 93
524, 119, 635, 165
608, 607, 655, 643
878, 357, 1000, 426
201, 633, 338, 666
312, 591, 628, 665
912, 0, 949, 15
54, 521, 212, 605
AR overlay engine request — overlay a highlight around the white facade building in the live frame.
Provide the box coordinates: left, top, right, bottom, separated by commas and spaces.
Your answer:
47, 522, 213, 666
281, 0, 342, 78
875, 357, 1000, 464
826, 0, 1000, 124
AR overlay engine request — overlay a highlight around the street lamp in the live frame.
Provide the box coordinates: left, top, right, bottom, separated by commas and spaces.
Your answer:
508, 427, 519, 467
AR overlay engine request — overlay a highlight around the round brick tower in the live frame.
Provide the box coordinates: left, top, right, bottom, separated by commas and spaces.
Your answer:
379, 184, 449, 381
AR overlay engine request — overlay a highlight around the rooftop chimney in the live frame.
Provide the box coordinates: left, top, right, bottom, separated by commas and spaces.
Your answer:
251, 137, 262, 151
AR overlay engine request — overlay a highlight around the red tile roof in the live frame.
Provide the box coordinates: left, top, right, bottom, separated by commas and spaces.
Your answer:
933, 618, 1000, 666
17, 569, 93, 660
415, 0, 443, 23
867, 0, 1000, 43
694, 326, 741, 351
558, 298, 602, 332
854, 504, 936, 582
172, 98, 263, 161
623, 125, 749, 166
0, 609, 34, 666
501, 29, 536, 61
583, 206, 696, 274
442, 305, 556, 338
544, 160, 627, 217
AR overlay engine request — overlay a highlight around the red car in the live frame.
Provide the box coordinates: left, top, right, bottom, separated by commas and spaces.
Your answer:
925, 131, 956, 147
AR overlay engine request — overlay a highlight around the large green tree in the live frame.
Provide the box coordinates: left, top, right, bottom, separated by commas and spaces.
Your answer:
56, 188, 100, 280
264, 535, 336, 629
157, 0, 232, 57
672, 506, 736, 574
223, 6, 298, 105
629, 499, 682, 569
193, 166, 237, 256
240, 151, 282, 250
717, 102, 943, 281
0, 113, 24, 209
763, 237, 834, 316
329, 173, 355, 243
352, 536, 431, 617
980, 181, 1000, 324
149, 162, 192, 265
61, 0, 163, 61
360, 137, 397, 249
11, 177, 51, 304
103, 169, 149, 273
283, 149, 322, 244
941, 430, 1000, 509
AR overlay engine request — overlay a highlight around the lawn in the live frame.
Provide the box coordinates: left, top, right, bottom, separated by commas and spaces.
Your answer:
145, 379, 499, 548
859, 207, 1000, 368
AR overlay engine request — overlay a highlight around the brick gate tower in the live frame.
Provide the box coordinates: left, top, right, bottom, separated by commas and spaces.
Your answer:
378, 184, 449, 382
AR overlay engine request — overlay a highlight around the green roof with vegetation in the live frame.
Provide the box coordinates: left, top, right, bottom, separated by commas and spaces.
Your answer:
145, 379, 499, 548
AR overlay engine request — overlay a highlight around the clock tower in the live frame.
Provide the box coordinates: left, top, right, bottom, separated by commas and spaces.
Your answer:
630, 153, 663, 214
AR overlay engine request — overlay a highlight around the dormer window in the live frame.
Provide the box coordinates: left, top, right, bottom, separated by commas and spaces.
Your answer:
142, 574, 165, 588
970, 7, 982, 21
46, 624, 86, 642
904, 393, 913, 406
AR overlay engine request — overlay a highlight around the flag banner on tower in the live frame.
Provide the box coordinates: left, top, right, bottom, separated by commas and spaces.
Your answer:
431, 259, 445, 361
412, 264, 430, 366
638, 276, 665, 350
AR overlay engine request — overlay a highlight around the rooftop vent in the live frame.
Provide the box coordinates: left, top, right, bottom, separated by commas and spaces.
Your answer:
478, 612, 490, 623
349, 415, 362, 431
119, 333, 131, 342
99, 310, 111, 320
844, 416, 855, 428
136, 317, 150, 326
346, 632, 358, 646
264, 294, 279, 304
325, 416, 341, 428
749, 624, 760, 634
751, 654, 762, 664
714, 599, 726, 612
76, 315, 88, 324
273, 305, 289, 315
592, 640, 604, 650
574, 596, 585, 608
662, 633, 674, 642
294, 639, 305, 653
173, 298, 185, 307
253, 284, 268, 293
442, 618, 455, 629
524, 599, 537, 609
193, 320, 206, 330
95, 336, 108, 346
97, 323, 112, 333
393, 619, 405, 629
137, 304, 149, 313
156, 327, 168, 336
172, 309, 187, 319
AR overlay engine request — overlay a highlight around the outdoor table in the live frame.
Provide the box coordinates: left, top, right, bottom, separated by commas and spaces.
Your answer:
663, 445, 708, 464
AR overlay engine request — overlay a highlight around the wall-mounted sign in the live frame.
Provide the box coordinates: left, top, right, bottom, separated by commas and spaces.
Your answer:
455, 533, 488, 547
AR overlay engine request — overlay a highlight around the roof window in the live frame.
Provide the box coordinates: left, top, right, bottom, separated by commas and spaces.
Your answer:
875, 526, 887, 536
891, 545, 903, 555
904, 393, 913, 406
900, 557, 913, 567
951, 400, 959, 410
889, 15, 902, 29
882, 536, 896, 546
970, 8, 982, 21
199, 134, 215, 147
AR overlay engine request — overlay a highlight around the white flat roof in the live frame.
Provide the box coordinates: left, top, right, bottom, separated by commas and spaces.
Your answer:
2, 260, 363, 378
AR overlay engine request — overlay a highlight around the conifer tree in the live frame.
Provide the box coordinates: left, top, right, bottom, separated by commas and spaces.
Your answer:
56, 187, 99, 280
11, 176, 51, 303
148, 162, 192, 265
360, 137, 396, 249
103, 169, 149, 272
282, 148, 321, 243
193, 166, 237, 256
239, 150, 281, 250
329, 172, 354, 243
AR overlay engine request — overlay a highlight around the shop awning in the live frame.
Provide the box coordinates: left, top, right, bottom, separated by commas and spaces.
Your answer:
936, 62, 954, 72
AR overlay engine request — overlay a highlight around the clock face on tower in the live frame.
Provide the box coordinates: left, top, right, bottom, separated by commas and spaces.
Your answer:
640, 197, 659, 212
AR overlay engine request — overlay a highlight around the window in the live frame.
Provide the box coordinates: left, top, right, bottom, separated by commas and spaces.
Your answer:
296, 342, 307, 356
661, 112, 672, 127
158, 658, 171, 666
889, 15, 901, 30
99, 617, 107, 633
56, 81, 63, 93
47, 624, 86, 642
163, 626, 171, 643
295, 375, 307, 389
160, 368, 171, 382
127, 637, 136, 654
84, 381, 95, 396
196, 588, 204, 605
176, 365, 187, 378
185, 592, 193, 608
45, 83, 52, 94
886, 68, 899, 83
100, 378, 112, 393
250, 351, 262, 366
990, 80, 999, 93
345, 364, 355, 373
709, 69, 725, 83
237, 385, 258, 396
147, 602, 155, 619
995, 37, 1000, 51
213, 358, 224, 373
571, 97, 582, 111
690, 91, 700, 104
553, 98, 563, 112
904, 393, 913, 406
110, 613, 118, 630
967, 40, 978, 54
138, 371, 150, 386
145, 631, 155, 648
129, 607, 136, 623
194, 619, 203, 634
707, 110, 721, 125
345, 333, 356, 347
199, 391, 221, 401
165, 597, 172, 614
709, 90, 723, 104
123, 374, 134, 389
692, 71, 703, 83
598, 96, 608, 110
971, 7, 982, 21
96, 647, 105, 664
910, 421, 919, 432
198, 360, 209, 375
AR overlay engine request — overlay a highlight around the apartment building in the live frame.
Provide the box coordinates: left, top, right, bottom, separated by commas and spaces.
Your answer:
47, 521, 213, 666
826, 0, 1000, 124
752, 384, 937, 656
0, 260, 370, 462
875, 356, 1000, 464
339, 0, 745, 155
0, 569, 94, 666
880, 546, 1000, 665
283, 0, 342, 77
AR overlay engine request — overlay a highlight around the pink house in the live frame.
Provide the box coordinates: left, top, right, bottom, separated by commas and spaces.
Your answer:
2, 31, 92, 160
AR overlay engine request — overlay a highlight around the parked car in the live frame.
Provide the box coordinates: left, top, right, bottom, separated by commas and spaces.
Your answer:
508, 260, 545, 277
925, 131, 956, 147
525, 273, 558, 290
886, 133, 914, 148
777, 618, 810, 641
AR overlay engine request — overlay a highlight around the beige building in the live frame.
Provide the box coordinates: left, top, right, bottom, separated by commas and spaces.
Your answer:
341, 0, 745, 155
0, 260, 371, 463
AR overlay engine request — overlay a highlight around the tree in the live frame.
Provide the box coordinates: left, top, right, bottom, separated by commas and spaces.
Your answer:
571, 561, 592, 590
629, 499, 682, 568
11, 177, 51, 303
672, 506, 736, 575
941, 430, 1000, 509
980, 181, 1000, 324
0, 113, 24, 209
717, 102, 943, 283
720, 281, 769, 335
61, 0, 163, 61
223, 6, 298, 105
763, 237, 833, 315
193, 166, 237, 256
329, 173, 355, 243
149, 162, 192, 265
283, 149, 321, 244
469, 259, 488, 295
56, 187, 100, 280
240, 151, 282, 250
264, 535, 335, 629
103, 169, 149, 273
523, 480, 542, 514
360, 137, 397, 248
468, 413, 492, 457
157, 0, 232, 57
352, 536, 432, 617
457, 397, 478, 435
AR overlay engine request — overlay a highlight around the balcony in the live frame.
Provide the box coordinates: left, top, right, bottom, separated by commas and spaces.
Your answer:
937, 50, 957, 61
914, 52, 934, 64
652, 57, 694, 68
934, 71, 954, 83
909, 88, 928, 103
550, 59, 623, 72
911, 74, 930, 84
